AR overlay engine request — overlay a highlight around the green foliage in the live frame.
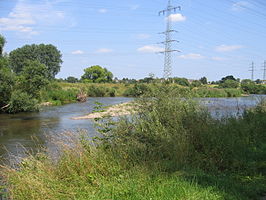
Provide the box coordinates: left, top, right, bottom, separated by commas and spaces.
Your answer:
9, 44, 62, 79
241, 79, 266, 94
87, 85, 117, 97
87, 85, 107, 97
199, 76, 208, 84
224, 88, 243, 97
7, 90, 38, 113
103, 86, 266, 174
81, 65, 113, 83
17, 61, 49, 99
0, 34, 6, 57
0, 56, 9, 70
65, 76, 79, 83
191, 80, 202, 87
193, 87, 228, 97
41, 83, 78, 104
123, 83, 151, 97
220, 75, 237, 83
219, 79, 239, 88
173, 77, 190, 86
0, 60, 14, 108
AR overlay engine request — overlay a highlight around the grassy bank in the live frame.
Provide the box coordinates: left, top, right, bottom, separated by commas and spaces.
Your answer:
2, 85, 266, 200
52, 82, 244, 99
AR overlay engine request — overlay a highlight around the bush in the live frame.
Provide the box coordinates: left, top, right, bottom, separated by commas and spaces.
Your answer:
123, 84, 151, 97
7, 90, 38, 113
241, 80, 266, 94
107, 88, 116, 97
193, 87, 228, 97
101, 86, 266, 173
219, 80, 239, 88
224, 88, 242, 97
173, 77, 190, 86
87, 85, 107, 97
41, 83, 78, 104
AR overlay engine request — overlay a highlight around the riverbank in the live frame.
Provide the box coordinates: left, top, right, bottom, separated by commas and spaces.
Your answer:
1, 86, 266, 200
72, 102, 136, 119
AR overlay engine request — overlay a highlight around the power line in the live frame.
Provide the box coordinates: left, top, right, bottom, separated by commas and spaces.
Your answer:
158, 0, 181, 79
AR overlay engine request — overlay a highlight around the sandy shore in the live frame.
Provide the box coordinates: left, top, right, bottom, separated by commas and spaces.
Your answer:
72, 102, 136, 120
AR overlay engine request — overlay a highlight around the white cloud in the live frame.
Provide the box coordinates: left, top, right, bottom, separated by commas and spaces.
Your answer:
168, 13, 186, 22
215, 45, 244, 52
130, 5, 139, 10
137, 45, 164, 53
179, 53, 205, 60
232, 1, 251, 11
95, 48, 113, 53
211, 57, 227, 61
0, 0, 70, 36
98, 9, 107, 13
136, 34, 151, 39
72, 50, 84, 55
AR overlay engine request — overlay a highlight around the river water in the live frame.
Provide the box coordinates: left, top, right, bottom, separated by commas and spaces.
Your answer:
0, 95, 265, 163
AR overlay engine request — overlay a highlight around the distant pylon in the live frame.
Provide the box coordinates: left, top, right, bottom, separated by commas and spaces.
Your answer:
249, 62, 255, 81
159, 0, 181, 79
262, 60, 266, 83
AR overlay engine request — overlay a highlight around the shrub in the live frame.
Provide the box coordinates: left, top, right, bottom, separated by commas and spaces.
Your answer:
41, 83, 78, 104
107, 88, 116, 97
123, 84, 151, 97
7, 90, 38, 113
87, 85, 107, 97
219, 79, 239, 88
100, 86, 266, 173
193, 87, 228, 97
224, 88, 242, 97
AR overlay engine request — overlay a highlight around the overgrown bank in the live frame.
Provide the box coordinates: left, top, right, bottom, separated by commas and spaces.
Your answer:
1, 86, 266, 200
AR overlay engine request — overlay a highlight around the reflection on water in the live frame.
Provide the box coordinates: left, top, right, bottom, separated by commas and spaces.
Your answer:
200, 95, 266, 118
0, 95, 265, 163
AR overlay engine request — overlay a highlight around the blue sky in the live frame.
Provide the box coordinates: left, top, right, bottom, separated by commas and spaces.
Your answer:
0, 0, 265, 81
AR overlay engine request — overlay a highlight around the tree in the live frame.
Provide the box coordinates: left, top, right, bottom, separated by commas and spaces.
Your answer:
9, 44, 62, 79
0, 67, 15, 108
219, 79, 239, 88
199, 77, 207, 84
191, 80, 202, 87
0, 34, 6, 57
65, 76, 79, 83
220, 75, 236, 83
17, 60, 49, 98
173, 77, 190, 87
81, 65, 113, 83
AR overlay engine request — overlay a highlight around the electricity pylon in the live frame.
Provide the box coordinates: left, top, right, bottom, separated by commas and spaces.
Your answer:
159, 0, 181, 79
249, 62, 255, 81
262, 60, 266, 83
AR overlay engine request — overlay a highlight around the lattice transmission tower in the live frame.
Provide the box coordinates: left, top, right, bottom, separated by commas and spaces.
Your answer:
159, 0, 181, 79
262, 60, 266, 83
249, 62, 255, 81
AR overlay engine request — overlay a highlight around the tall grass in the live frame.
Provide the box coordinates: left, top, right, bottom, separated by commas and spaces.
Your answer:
1, 85, 266, 199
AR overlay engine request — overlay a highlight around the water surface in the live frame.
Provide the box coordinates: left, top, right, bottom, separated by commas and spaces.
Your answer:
0, 97, 132, 163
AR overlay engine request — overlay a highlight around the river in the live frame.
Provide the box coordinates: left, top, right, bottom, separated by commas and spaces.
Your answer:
0, 95, 265, 164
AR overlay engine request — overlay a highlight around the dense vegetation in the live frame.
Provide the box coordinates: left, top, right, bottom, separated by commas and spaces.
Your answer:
0, 35, 63, 113
2, 86, 266, 199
